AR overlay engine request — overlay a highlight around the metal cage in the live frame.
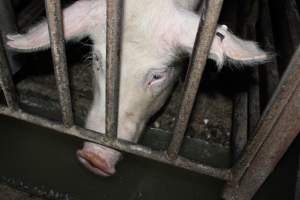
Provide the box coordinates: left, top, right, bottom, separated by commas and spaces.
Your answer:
0, 0, 299, 199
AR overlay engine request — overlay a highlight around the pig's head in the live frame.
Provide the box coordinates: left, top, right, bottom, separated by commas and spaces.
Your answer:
7, 0, 270, 176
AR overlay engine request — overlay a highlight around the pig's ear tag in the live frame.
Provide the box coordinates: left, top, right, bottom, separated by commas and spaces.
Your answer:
216, 32, 225, 41
216, 24, 227, 42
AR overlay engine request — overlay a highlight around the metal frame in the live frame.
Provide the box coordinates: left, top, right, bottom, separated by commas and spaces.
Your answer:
0, 0, 300, 200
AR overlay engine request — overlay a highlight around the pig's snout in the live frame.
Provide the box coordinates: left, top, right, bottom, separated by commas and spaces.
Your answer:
77, 142, 122, 177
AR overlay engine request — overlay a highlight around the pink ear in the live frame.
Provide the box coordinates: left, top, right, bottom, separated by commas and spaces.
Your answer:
209, 25, 271, 69
176, 12, 270, 69
7, 0, 104, 52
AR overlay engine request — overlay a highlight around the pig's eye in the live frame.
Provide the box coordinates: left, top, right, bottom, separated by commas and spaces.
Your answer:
153, 74, 163, 80
145, 68, 175, 94
147, 70, 167, 86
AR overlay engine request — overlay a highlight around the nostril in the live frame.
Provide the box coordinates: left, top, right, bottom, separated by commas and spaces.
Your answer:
76, 150, 116, 177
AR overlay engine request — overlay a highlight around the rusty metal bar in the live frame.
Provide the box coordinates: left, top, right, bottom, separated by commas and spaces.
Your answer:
223, 45, 300, 200
45, 0, 74, 127
105, 0, 122, 138
0, 35, 18, 109
0, 0, 21, 74
167, 0, 224, 160
0, 105, 232, 181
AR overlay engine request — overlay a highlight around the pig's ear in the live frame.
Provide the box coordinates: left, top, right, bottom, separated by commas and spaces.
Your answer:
7, 0, 100, 52
177, 17, 271, 70
209, 25, 271, 70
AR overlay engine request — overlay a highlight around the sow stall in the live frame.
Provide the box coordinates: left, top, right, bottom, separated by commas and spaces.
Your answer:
0, 0, 300, 199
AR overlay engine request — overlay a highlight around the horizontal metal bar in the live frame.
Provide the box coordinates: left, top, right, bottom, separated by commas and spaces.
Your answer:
167, 0, 224, 160
226, 44, 300, 191
105, 0, 122, 138
0, 34, 18, 109
0, 105, 232, 181
45, 0, 74, 127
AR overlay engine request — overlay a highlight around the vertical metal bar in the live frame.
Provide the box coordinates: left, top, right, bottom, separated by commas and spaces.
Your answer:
0, 35, 18, 109
167, 0, 224, 160
106, 0, 122, 138
0, 0, 21, 74
45, 0, 74, 127
220, 0, 248, 162
238, 0, 261, 138
259, 0, 280, 105
248, 68, 260, 137
232, 93, 248, 161
229, 0, 248, 161
223, 45, 300, 199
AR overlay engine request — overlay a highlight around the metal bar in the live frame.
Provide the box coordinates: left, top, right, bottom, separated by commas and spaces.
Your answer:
248, 68, 260, 138
45, 0, 74, 127
0, 35, 18, 109
0, 105, 232, 181
223, 45, 300, 199
105, 0, 122, 138
259, 0, 280, 106
220, 0, 248, 162
238, 0, 261, 138
0, 0, 21, 74
167, 0, 224, 160
232, 92, 248, 161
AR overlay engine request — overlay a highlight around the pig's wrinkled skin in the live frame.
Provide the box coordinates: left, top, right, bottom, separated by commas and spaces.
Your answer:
7, 0, 270, 176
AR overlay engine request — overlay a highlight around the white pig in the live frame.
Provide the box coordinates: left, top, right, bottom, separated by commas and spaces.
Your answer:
7, 0, 269, 176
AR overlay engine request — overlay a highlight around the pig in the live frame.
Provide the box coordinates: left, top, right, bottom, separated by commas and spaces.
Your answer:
7, 0, 270, 176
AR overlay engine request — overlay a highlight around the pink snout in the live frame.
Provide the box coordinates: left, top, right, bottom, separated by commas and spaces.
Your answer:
77, 142, 122, 176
